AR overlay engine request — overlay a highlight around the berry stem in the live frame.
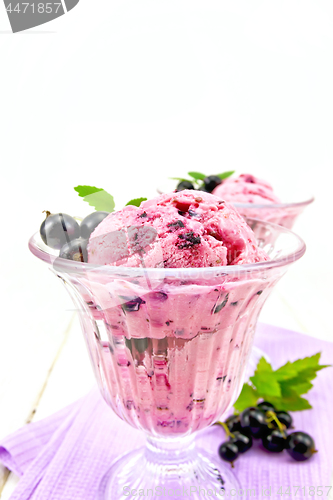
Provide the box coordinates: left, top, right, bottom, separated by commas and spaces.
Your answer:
214, 421, 235, 439
266, 410, 286, 437
42, 210, 51, 219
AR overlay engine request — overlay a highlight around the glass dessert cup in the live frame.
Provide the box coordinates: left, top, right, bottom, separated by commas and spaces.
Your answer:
29, 219, 305, 499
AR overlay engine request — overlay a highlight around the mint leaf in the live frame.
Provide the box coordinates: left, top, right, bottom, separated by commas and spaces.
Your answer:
188, 171, 206, 181
169, 177, 188, 182
125, 197, 147, 207
74, 185, 115, 212
217, 171, 235, 180
233, 383, 259, 412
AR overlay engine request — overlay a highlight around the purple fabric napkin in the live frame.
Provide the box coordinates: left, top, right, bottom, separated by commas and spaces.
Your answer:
1, 324, 332, 500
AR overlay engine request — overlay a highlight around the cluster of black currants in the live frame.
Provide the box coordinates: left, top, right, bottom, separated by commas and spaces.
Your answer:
40, 211, 109, 262
218, 402, 316, 467
176, 175, 222, 194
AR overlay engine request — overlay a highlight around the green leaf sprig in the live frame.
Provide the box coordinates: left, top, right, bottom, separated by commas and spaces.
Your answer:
170, 170, 235, 188
234, 353, 330, 413
74, 186, 115, 212
125, 197, 148, 207
74, 186, 147, 211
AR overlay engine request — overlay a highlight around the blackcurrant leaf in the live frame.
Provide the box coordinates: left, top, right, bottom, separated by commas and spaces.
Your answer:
233, 352, 330, 413
125, 197, 148, 207
217, 171, 235, 180
274, 361, 298, 381
254, 356, 273, 373
250, 372, 281, 399
280, 378, 313, 396
233, 383, 258, 412
188, 171, 206, 181
269, 392, 312, 412
74, 185, 115, 212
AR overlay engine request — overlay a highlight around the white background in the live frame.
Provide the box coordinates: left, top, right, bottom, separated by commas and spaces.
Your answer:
0, 1, 333, 496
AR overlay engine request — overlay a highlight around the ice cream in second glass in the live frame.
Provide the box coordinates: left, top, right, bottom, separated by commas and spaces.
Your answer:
212, 173, 313, 229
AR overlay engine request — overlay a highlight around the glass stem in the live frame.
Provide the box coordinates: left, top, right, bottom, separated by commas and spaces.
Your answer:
145, 434, 196, 465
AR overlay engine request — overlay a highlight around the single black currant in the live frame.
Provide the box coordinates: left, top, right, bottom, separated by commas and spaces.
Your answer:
176, 180, 195, 191
59, 238, 88, 262
240, 407, 268, 439
286, 432, 316, 462
230, 431, 253, 454
80, 211, 109, 239
275, 411, 293, 430
218, 441, 239, 466
201, 175, 222, 193
262, 429, 286, 453
224, 414, 242, 433
257, 401, 276, 413
40, 213, 80, 250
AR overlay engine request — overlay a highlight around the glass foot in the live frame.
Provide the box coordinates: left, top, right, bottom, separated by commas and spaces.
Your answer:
98, 436, 241, 499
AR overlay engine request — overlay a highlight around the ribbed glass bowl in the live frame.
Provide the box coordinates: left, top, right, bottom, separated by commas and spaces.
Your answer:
29, 218, 305, 499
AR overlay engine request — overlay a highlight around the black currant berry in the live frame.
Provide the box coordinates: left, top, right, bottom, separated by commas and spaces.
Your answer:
257, 401, 276, 413
262, 429, 286, 453
240, 407, 268, 439
176, 181, 195, 191
201, 175, 222, 193
275, 411, 293, 430
286, 432, 316, 462
59, 238, 88, 262
230, 431, 253, 454
218, 441, 239, 465
224, 414, 242, 434
40, 213, 80, 250
80, 212, 109, 239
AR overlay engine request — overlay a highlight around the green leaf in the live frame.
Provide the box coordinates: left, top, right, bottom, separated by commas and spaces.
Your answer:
74, 185, 103, 197
280, 378, 313, 396
234, 351, 330, 414
255, 356, 274, 373
233, 384, 259, 412
188, 171, 206, 181
290, 352, 322, 371
250, 373, 281, 399
74, 185, 115, 212
274, 362, 299, 381
169, 177, 188, 182
125, 197, 147, 207
217, 171, 235, 180
248, 357, 281, 399
269, 393, 312, 412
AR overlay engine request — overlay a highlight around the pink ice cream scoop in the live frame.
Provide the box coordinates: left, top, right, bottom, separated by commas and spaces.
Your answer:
88, 190, 268, 268
212, 173, 281, 205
